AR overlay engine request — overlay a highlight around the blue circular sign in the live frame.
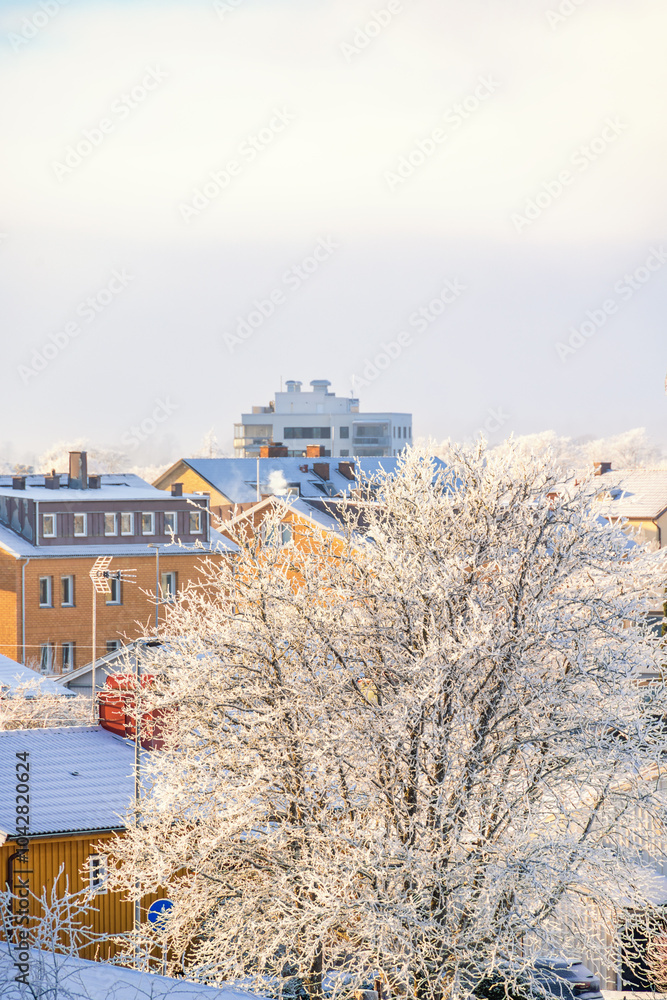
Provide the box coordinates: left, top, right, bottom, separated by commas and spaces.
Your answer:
147, 898, 173, 926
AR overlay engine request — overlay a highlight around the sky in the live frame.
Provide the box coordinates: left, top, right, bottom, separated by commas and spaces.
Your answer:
1, 0, 666, 467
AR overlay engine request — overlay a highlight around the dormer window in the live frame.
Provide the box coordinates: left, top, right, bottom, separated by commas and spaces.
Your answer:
104, 513, 118, 536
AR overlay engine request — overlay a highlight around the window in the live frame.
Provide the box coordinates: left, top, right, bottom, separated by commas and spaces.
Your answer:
39, 577, 53, 608
161, 571, 177, 602
284, 426, 331, 440
106, 575, 121, 605
39, 643, 54, 674
61, 642, 75, 672
42, 514, 56, 538
397, 427, 402, 438
141, 512, 155, 535
262, 522, 293, 547
164, 512, 177, 534
120, 513, 134, 535
104, 513, 117, 536
61, 575, 74, 607
106, 640, 121, 654
88, 855, 108, 895
73, 513, 87, 536
189, 510, 202, 534
339, 426, 349, 439
340, 449, 349, 457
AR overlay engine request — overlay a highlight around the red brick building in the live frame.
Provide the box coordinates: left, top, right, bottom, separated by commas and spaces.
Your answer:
0, 453, 236, 674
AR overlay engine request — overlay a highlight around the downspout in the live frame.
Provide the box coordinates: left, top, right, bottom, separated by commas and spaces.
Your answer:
21, 558, 30, 665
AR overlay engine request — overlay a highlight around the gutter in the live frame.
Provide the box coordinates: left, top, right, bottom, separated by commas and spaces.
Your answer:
21, 558, 30, 665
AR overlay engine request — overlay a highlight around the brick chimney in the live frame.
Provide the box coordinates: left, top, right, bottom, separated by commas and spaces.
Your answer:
337, 461, 356, 480
594, 462, 612, 476
313, 462, 330, 481
307, 445, 326, 458
260, 443, 288, 458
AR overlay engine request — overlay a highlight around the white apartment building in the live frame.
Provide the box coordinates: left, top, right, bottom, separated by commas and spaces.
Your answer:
234, 379, 412, 458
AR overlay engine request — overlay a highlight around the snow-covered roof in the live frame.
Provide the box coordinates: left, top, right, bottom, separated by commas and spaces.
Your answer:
0, 523, 238, 560
0, 945, 267, 1000
0, 473, 200, 502
0, 654, 76, 698
596, 470, 667, 520
0, 726, 138, 839
175, 457, 438, 505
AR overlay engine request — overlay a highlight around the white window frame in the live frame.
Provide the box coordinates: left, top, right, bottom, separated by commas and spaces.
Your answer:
104, 512, 118, 536
106, 639, 121, 653
73, 513, 87, 537
61, 575, 74, 607
88, 854, 108, 895
61, 642, 75, 672
141, 512, 155, 536
120, 512, 134, 535
106, 575, 122, 606
42, 513, 56, 538
261, 521, 293, 548
161, 571, 177, 602
189, 510, 202, 534
39, 642, 54, 674
163, 512, 177, 535
39, 576, 53, 608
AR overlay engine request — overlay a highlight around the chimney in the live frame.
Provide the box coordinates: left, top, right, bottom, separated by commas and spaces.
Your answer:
68, 451, 88, 490
594, 462, 612, 476
44, 470, 60, 489
338, 461, 356, 480
88, 475, 101, 489
313, 462, 330, 481
285, 380, 302, 393
306, 444, 326, 458
260, 443, 288, 458
12, 476, 26, 491
299, 464, 308, 473
171, 483, 184, 497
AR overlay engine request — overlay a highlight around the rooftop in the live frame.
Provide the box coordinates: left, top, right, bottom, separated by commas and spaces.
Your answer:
0, 472, 201, 502
596, 470, 667, 520
0, 725, 139, 840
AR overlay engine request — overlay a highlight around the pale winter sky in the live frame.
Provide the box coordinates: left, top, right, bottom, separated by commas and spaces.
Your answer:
1, 0, 666, 467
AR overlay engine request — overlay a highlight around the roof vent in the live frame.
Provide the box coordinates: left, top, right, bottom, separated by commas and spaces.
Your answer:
88, 475, 101, 489
68, 451, 88, 490
12, 476, 26, 491
285, 380, 302, 393
594, 462, 612, 476
310, 379, 331, 393
299, 464, 308, 473
171, 483, 184, 497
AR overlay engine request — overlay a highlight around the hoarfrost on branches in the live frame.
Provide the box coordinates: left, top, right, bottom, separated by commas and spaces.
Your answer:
107, 445, 667, 998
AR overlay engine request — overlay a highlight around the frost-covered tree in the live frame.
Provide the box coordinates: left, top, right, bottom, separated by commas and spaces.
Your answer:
0, 681, 90, 730
106, 446, 667, 998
